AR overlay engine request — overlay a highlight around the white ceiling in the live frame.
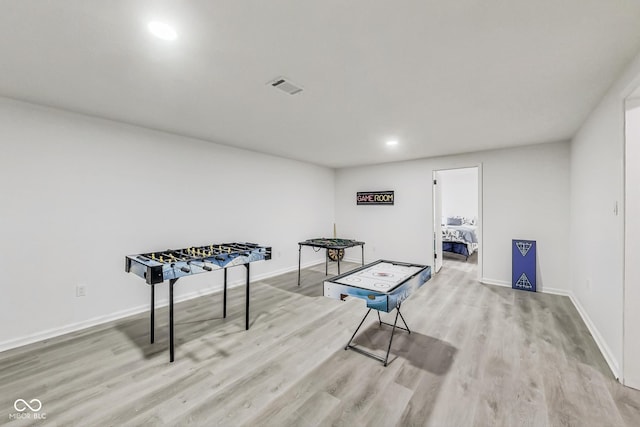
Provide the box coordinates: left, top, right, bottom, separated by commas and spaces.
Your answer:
2, 1, 640, 168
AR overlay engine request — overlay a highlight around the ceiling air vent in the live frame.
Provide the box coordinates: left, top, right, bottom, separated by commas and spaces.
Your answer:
268, 76, 303, 95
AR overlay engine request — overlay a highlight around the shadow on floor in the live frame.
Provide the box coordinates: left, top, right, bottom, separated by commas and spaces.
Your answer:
264, 262, 363, 298
113, 298, 244, 362
349, 320, 457, 374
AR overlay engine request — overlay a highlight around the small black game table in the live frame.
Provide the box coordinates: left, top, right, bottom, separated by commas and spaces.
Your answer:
297, 238, 365, 286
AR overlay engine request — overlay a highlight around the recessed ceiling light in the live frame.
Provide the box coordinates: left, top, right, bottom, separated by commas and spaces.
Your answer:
148, 21, 177, 41
386, 140, 399, 147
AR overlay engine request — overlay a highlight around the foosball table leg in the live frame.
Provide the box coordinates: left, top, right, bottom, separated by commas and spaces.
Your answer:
150, 284, 155, 344
169, 278, 178, 363
245, 263, 250, 330
223, 268, 228, 318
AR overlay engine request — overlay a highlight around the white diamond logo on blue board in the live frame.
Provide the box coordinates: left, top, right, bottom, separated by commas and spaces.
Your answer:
516, 273, 532, 289
516, 241, 532, 257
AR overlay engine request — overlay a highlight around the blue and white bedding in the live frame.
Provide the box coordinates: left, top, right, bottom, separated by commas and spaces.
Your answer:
442, 225, 478, 245
442, 217, 478, 257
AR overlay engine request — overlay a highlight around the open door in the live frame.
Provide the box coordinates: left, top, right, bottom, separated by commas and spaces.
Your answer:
433, 171, 443, 273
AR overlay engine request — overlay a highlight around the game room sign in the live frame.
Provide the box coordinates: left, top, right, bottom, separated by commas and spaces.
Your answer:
356, 191, 394, 205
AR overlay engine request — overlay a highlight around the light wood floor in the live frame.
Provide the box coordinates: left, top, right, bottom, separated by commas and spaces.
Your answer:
2, 258, 640, 426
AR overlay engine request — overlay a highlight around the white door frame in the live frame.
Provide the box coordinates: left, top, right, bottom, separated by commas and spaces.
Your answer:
432, 164, 483, 281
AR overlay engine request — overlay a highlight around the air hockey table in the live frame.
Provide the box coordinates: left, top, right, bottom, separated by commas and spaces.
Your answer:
324, 259, 431, 366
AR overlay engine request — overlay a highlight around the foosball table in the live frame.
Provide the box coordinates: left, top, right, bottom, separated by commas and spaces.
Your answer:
125, 242, 271, 362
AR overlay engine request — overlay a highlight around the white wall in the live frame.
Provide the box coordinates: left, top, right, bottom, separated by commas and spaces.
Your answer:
570, 50, 640, 380
335, 142, 570, 293
439, 167, 478, 222
0, 97, 334, 349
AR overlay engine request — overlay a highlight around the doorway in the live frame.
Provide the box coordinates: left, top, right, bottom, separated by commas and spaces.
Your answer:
432, 166, 482, 277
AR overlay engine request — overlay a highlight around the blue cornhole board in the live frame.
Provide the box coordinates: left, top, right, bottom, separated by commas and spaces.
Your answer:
512, 240, 536, 292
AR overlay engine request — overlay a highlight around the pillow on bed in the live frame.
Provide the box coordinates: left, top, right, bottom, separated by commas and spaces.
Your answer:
446, 217, 463, 226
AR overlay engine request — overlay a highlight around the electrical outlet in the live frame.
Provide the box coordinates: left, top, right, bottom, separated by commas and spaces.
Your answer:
76, 285, 86, 297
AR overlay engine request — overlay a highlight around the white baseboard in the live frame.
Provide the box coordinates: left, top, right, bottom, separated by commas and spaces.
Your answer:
342, 256, 366, 265
0, 304, 151, 354
480, 277, 510, 287
480, 278, 569, 297
479, 277, 620, 380
0, 259, 325, 354
567, 292, 620, 380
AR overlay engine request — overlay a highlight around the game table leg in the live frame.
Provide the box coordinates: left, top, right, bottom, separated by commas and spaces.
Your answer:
245, 263, 250, 330
398, 308, 411, 334
325, 249, 329, 275
345, 308, 372, 350
378, 306, 411, 333
383, 307, 401, 367
297, 244, 302, 286
345, 304, 411, 367
150, 284, 155, 344
223, 268, 228, 318
169, 278, 178, 363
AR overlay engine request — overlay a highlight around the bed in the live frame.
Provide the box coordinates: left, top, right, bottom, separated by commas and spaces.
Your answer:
442, 217, 478, 260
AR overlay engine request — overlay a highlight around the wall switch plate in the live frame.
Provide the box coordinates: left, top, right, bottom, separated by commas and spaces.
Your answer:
76, 285, 86, 297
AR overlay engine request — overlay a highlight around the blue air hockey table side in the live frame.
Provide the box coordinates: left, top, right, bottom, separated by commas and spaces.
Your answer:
323, 259, 432, 366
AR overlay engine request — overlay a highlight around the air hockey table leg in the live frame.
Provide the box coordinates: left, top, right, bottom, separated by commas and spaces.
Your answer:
345, 308, 372, 350
398, 308, 411, 334
383, 307, 401, 367
169, 278, 178, 363
150, 284, 155, 344
378, 306, 411, 333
